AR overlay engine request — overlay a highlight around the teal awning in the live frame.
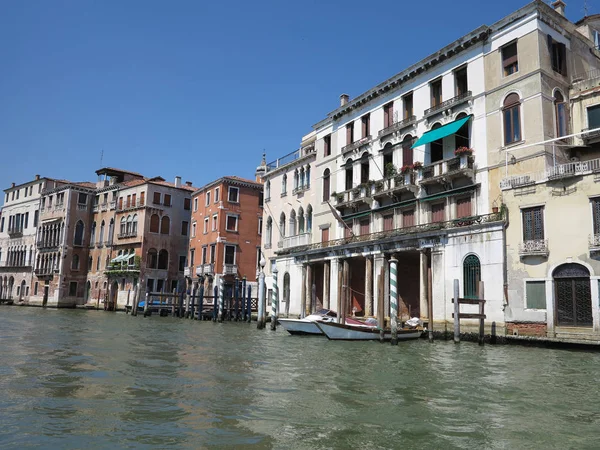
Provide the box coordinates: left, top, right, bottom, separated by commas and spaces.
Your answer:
412, 115, 472, 148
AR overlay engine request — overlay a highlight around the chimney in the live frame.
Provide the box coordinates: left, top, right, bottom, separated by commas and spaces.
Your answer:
35, 174, 40, 180
11, 182, 15, 188
552, 0, 566, 16
185, 181, 193, 187
340, 93, 350, 106
174, 176, 181, 187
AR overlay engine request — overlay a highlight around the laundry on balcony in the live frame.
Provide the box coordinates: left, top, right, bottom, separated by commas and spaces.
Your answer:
411, 115, 472, 148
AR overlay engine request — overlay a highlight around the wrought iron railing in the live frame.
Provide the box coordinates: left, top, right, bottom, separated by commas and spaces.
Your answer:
518, 239, 549, 256
378, 116, 416, 139
277, 211, 504, 255
341, 135, 372, 154
424, 91, 472, 116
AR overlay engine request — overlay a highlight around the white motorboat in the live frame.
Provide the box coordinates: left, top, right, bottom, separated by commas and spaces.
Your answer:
278, 309, 337, 335
315, 321, 423, 341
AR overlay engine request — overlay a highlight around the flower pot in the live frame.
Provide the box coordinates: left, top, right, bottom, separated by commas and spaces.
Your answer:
492, 206, 499, 213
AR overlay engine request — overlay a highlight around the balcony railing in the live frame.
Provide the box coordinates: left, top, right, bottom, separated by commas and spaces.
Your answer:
199, 263, 214, 275
424, 91, 472, 116
110, 200, 116, 210
34, 268, 58, 276
92, 204, 99, 212
518, 239, 549, 257
77, 204, 87, 211
378, 116, 417, 140
7, 228, 24, 238
341, 135, 372, 154
223, 264, 238, 275
37, 240, 60, 250
100, 203, 108, 212
419, 155, 474, 184
118, 199, 145, 211
282, 232, 311, 249
292, 185, 310, 195
589, 234, 600, 252
277, 211, 505, 255
501, 157, 600, 189
117, 231, 138, 239
372, 173, 417, 198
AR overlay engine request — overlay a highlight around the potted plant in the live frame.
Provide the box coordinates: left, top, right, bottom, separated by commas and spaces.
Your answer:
385, 163, 397, 178
412, 161, 423, 169
455, 146, 473, 156
400, 164, 413, 174
374, 180, 384, 191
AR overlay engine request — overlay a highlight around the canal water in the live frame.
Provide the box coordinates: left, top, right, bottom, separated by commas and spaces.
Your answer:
1, 308, 599, 449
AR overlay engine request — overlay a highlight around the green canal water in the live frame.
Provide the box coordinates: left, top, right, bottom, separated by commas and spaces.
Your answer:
1, 308, 600, 449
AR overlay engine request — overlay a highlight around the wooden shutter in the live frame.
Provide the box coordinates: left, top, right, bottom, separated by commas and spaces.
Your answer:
431, 203, 445, 223
323, 173, 330, 201
522, 207, 544, 241
359, 218, 370, 235
402, 209, 415, 227
321, 227, 329, 243
132, 193, 136, 206
140, 191, 145, 205
456, 197, 472, 218
344, 222, 353, 238
346, 123, 353, 144
383, 214, 394, 231
402, 139, 413, 166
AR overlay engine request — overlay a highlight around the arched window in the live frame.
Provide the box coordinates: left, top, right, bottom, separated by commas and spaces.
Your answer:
323, 169, 331, 201
463, 255, 481, 299
554, 90, 567, 138
305, 166, 311, 188
132, 214, 138, 234
430, 123, 443, 163
455, 114, 470, 149
345, 159, 354, 191
280, 212, 286, 238
126, 215, 132, 234
289, 209, 297, 236
90, 222, 96, 245
160, 216, 170, 235
282, 174, 287, 195
294, 169, 299, 190
72, 254, 80, 270
120, 217, 126, 235
503, 93, 521, 145
307, 205, 313, 232
147, 248, 158, 269
158, 249, 169, 269
300, 167, 305, 188
360, 153, 369, 184
265, 180, 271, 200
150, 214, 160, 233
74, 221, 84, 246
402, 135, 414, 167
266, 217, 273, 246
298, 207, 305, 234
99, 220, 105, 244
553, 263, 592, 327
108, 219, 114, 242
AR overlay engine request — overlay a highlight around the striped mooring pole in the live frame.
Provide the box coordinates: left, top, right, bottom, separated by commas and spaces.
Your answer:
390, 256, 399, 345
270, 266, 278, 331
218, 276, 224, 323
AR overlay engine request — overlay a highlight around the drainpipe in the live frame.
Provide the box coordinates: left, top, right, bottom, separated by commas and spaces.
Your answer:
502, 205, 510, 309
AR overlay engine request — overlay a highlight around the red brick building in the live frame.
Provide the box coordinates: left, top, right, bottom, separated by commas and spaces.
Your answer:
188, 176, 263, 294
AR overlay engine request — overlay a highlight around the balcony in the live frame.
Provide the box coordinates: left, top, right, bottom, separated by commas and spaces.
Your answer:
333, 185, 374, 210
424, 91, 472, 117
501, 157, 600, 189
117, 231, 138, 239
372, 173, 417, 199
7, 228, 23, 238
282, 232, 311, 249
342, 135, 372, 155
118, 199, 145, 211
34, 267, 58, 277
519, 239, 549, 258
100, 203, 108, 212
37, 240, 60, 251
200, 263, 214, 275
419, 155, 474, 186
378, 116, 417, 140
40, 204, 66, 220
92, 204, 99, 212
223, 264, 238, 275
589, 234, 600, 254
110, 200, 116, 210
292, 185, 310, 195
77, 204, 87, 211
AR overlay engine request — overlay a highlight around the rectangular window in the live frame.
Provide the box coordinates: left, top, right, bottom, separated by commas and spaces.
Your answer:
184, 198, 191, 210
226, 215, 238, 231
126, 195, 131, 208
140, 191, 145, 205
455, 66, 468, 96
206, 191, 211, 206
132, 193, 137, 206
163, 194, 171, 207
549, 35, 567, 76
383, 214, 394, 231
0, 217, 4, 232
402, 209, 415, 228
181, 221, 189, 236
34, 282, 38, 296
204, 217, 209, 234
24, 212, 29, 229
361, 113, 370, 138
431, 203, 445, 223
228, 187, 239, 203
258, 217, 263, 235
224, 245, 236, 265
78, 193, 87, 205
146, 278, 155, 293
192, 222, 196, 237
210, 244, 216, 263
502, 42, 519, 76
69, 281, 77, 297
456, 197, 472, 218
324, 134, 331, 157
194, 197, 198, 211
321, 227, 329, 243
201, 246, 207, 264
526, 281, 546, 309
588, 104, 600, 130
33, 210, 39, 227
212, 215, 218, 231
214, 188, 220, 203
359, 218, 370, 235
383, 102, 394, 128
430, 79, 442, 107
346, 123, 354, 145
179, 255, 186, 272
153, 192, 161, 205
190, 248, 195, 266
522, 206, 544, 241
593, 198, 600, 235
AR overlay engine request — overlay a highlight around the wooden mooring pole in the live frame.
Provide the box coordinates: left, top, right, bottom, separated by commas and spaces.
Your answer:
453, 279, 460, 343
270, 266, 278, 331
241, 277, 247, 321
212, 285, 218, 321
196, 284, 204, 321
246, 284, 252, 323
452, 279, 486, 345
478, 281, 485, 346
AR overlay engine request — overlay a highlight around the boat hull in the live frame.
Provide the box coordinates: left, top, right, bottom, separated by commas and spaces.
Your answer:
316, 322, 422, 341
278, 319, 324, 335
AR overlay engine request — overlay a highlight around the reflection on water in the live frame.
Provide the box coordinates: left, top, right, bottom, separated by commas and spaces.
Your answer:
1, 308, 600, 449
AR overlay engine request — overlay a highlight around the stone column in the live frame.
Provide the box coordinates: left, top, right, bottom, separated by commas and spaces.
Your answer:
420, 250, 428, 320
323, 261, 331, 310
365, 256, 373, 316
336, 260, 343, 323
300, 264, 307, 318
342, 259, 350, 322
306, 264, 313, 317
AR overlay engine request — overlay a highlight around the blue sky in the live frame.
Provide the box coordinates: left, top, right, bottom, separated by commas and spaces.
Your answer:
0, 0, 584, 189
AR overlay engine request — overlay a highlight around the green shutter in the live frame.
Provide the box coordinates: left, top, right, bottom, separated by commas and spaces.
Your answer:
588, 105, 600, 129
525, 281, 546, 309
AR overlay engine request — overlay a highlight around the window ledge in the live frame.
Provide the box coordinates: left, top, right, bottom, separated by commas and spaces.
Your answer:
502, 140, 525, 151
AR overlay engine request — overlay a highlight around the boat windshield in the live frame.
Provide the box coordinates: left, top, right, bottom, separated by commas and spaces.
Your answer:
315, 309, 337, 317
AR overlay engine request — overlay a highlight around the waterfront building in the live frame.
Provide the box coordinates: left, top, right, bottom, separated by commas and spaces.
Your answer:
498, 8, 600, 340
0, 176, 47, 302
188, 176, 264, 297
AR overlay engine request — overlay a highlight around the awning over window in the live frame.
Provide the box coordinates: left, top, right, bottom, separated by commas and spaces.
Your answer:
110, 255, 125, 263
411, 115, 472, 148
420, 184, 478, 202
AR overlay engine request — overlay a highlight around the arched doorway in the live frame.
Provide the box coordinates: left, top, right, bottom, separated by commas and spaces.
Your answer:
463, 255, 481, 299
283, 272, 290, 316
7, 277, 14, 300
19, 280, 26, 300
109, 281, 119, 311
84, 281, 91, 303
554, 263, 592, 327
